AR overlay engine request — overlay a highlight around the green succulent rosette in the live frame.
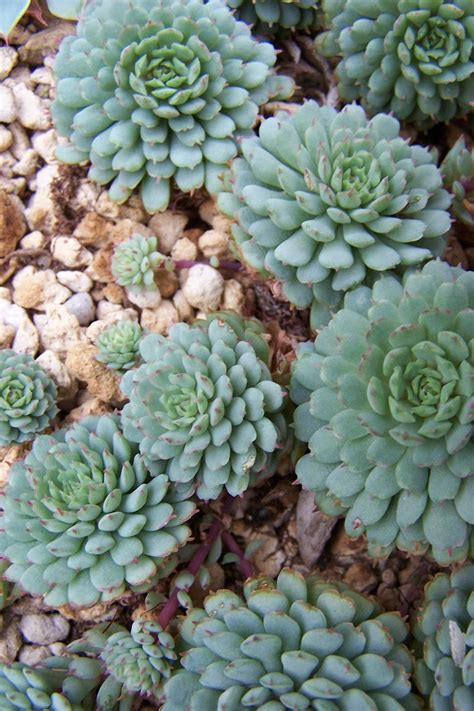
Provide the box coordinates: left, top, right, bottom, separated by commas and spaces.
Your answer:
413, 565, 474, 710
290, 260, 474, 565
111, 235, 164, 290
52, 0, 293, 213
0, 657, 103, 711
441, 136, 474, 227
317, 0, 474, 126
0, 415, 196, 608
121, 312, 290, 501
163, 568, 420, 710
226, 0, 319, 33
219, 101, 451, 328
0, 349, 58, 446
96, 320, 143, 371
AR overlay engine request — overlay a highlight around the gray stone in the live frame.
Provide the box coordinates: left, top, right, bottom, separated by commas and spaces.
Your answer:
64, 292, 96, 326
19, 614, 70, 645
19, 645, 52, 666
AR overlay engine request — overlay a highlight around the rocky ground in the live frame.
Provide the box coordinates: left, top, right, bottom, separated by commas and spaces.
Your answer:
0, 14, 473, 708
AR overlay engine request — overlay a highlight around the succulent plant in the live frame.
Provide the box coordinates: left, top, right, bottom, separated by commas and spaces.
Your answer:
96, 321, 143, 371
441, 136, 474, 227
111, 235, 163, 291
226, 0, 318, 33
69, 618, 177, 705
0, 656, 103, 711
121, 311, 290, 500
0, 349, 58, 447
218, 101, 452, 327
163, 568, 420, 710
317, 0, 474, 126
52, 0, 294, 213
0, 415, 196, 608
290, 260, 474, 565
413, 564, 474, 710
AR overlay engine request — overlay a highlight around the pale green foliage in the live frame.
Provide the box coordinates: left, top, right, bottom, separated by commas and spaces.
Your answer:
0, 656, 103, 710
52, 0, 293, 212
226, 0, 318, 32
413, 565, 474, 710
291, 261, 474, 565
219, 101, 451, 328
121, 312, 290, 500
0, 415, 196, 608
111, 235, 163, 290
441, 136, 474, 227
163, 568, 420, 710
96, 321, 143, 371
0, 349, 58, 446
317, 0, 474, 126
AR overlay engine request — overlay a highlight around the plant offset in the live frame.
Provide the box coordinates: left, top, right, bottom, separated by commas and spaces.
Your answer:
0, 1, 472, 710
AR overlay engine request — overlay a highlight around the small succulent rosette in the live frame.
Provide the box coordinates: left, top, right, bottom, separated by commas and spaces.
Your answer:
218, 101, 451, 329
290, 260, 474, 565
52, 0, 293, 212
163, 568, 420, 710
413, 564, 474, 710
0, 415, 196, 607
441, 136, 474, 228
96, 321, 143, 371
121, 312, 291, 501
0, 349, 58, 446
316, 0, 474, 126
227, 0, 318, 33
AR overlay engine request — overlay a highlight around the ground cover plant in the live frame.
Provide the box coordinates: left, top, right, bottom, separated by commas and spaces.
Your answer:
0, 0, 472, 709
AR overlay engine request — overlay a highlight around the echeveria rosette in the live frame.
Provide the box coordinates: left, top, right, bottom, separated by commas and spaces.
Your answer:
290, 260, 474, 565
0, 657, 104, 711
111, 235, 163, 290
413, 565, 474, 710
219, 101, 452, 328
162, 568, 421, 710
121, 312, 290, 501
226, 0, 319, 33
52, 0, 294, 213
317, 0, 474, 127
0, 415, 196, 608
441, 136, 474, 227
0, 350, 58, 446
96, 320, 143, 371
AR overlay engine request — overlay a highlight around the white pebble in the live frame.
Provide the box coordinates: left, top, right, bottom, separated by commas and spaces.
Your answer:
52, 236, 92, 268
12, 83, 50, 131
0, 47, 18, 80
57, 270, 93, 293
20, 615, 70, 645
64, 292, 96, 326
0, 86, 17, 124
182, 264, 224, 312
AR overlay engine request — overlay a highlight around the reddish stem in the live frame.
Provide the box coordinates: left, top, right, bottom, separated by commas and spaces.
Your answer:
222, 531, 254, 579
158, 496, 234, 629
172, 259, 243, 271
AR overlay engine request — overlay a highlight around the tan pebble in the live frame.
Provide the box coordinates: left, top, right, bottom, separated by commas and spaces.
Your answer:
102, 283, 125, 304
52, 236, 92, 268
65, 344, 123, 403
64, 395, 113, 425
344, 563, 377, 593
155, 269, 179, 298
212, 214, 232, 236
141, 300, 178, 335
86, 244, 115, 282
198, 228, 229, 258
73, 212, 113, 246
19, 230, 46, 249
0, 323, 15, 348
0, 126, 12, 151
148, 211, 188, 254
0, 189, 26, 257
13, 148, 38, 177
222, 279, 245, 314
33, 304, 85, 358
36, 349, 77, 403
171, 237, 198, 262
0, 443, 28, 490
9, 123, 29, 160
199, 198, 219, 225
173, 290, 194, 321
108, 218, 154, 245
13, 266, 71, 310
182, 227, 203, 244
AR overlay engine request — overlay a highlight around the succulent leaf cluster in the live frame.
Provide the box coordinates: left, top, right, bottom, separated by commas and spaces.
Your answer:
0, 349, 58, 446
52, 0, 293, 212
290, 261, 474, 565
413, 564, 474, 710
226, 0, 318, 33
163, 568, 420, 710
317, 0, 474, 126
121, 312, 290, 500
219, 101, 451, 327
96, 321, 143, 371
0, 656, 103, 711
0, 415, 196, 607
111, 235, 163, 291
441, 136, 474, 227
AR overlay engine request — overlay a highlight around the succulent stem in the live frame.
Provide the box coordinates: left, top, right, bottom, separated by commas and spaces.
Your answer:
169, 259, 243, 271
221, 531, 254, 579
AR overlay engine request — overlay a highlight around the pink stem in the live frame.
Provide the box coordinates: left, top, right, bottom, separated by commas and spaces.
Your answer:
222, 531, 254, 579
172, 259, 243, 270
157, 496, 234, 629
